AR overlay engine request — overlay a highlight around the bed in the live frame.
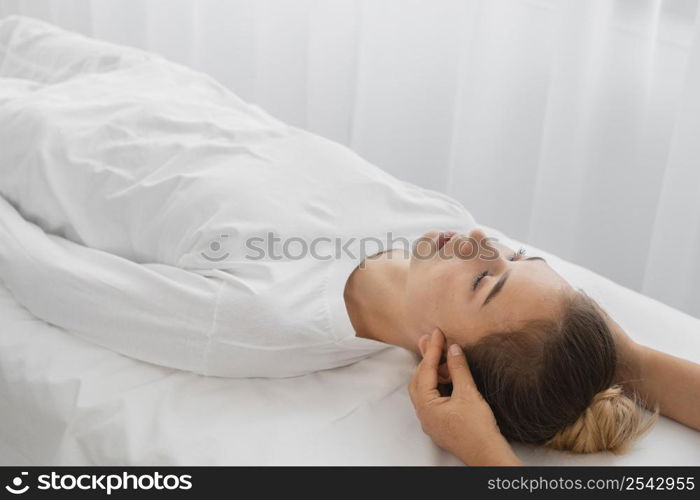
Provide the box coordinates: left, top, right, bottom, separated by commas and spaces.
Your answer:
1, 15, 699, 465
1, 223, 699, 466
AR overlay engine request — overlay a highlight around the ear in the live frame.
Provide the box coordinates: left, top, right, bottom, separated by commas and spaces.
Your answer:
419, 332, 451, 382
418, 334, 430, 357
437, 362, 451, 384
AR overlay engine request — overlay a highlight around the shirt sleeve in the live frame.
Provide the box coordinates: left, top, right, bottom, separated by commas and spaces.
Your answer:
0, 195, 222, 374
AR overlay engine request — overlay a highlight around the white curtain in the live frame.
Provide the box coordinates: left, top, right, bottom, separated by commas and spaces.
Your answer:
1, 0, 699, 319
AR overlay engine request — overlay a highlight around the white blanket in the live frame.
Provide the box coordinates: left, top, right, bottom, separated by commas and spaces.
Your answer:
0, 15, 698, 465
0, 15, 477, 378
1, 225, 699, 465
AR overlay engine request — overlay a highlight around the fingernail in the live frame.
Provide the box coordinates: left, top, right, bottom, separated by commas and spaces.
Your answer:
431, 329, 440, 341
449, 344, 462, 357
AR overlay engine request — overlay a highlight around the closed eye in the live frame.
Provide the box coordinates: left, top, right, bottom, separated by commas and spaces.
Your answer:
509, 247, 526, 261
472, 270, 488, 291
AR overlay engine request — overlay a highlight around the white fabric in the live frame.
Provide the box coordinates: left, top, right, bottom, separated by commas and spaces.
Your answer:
1, 227, 699, 466
0, 0, 698, 319
0, 16, 475, 378
0, 14, 698, 466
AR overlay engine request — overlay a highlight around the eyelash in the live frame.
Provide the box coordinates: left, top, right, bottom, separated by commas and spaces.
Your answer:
472, 270, 488, 291
472, 248, 526, 291
509, 247, 526, 261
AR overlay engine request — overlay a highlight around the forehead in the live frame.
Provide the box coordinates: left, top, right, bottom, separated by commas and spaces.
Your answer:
485, 260, 570, 330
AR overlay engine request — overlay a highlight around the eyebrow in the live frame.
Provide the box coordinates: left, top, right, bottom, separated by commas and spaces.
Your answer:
481, 256, 547, 307
524, 256, 546, 263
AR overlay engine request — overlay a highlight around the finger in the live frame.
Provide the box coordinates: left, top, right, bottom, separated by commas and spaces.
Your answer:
446, 343, 478, 399
414, 328, 445, 394
423, 328, 445, 368
408, 374, 441, 410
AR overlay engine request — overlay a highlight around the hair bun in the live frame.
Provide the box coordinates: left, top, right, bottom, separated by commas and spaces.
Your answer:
545, 385, 658, 454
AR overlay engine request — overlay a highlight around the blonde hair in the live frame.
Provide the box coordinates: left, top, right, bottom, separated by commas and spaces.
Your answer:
545, 385, 658, 454
464, 292, 657, 454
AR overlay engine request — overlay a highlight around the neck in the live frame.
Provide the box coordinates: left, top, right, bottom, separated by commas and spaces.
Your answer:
343, 250, 420, 353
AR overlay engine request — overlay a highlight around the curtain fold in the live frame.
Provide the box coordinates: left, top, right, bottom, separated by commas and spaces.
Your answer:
644, 18, 700, 317
1, 0, 698, 318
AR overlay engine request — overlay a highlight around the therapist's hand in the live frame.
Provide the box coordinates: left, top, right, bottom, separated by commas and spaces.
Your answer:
408, 329, 522, 466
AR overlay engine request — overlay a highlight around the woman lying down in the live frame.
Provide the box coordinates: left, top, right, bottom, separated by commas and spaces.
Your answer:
0, 16, 698, 466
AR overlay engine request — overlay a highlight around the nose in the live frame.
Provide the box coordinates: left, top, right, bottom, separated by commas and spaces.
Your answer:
466, 228, 508, 272
468, 228, 488, 242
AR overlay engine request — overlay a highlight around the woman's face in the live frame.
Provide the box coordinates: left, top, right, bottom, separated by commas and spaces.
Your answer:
405, 228, 572, 349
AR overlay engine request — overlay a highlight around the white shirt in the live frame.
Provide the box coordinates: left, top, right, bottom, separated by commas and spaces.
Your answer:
0, 15, 476, 377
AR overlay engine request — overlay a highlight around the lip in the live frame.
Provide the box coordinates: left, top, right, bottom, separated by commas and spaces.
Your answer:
436, 231, 456, 251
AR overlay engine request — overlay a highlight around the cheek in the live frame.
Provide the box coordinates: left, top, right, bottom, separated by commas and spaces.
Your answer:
405, 263, 463, 327
404, 280, 434, 327
436, 274, 485, 341
405, 269, 440, 326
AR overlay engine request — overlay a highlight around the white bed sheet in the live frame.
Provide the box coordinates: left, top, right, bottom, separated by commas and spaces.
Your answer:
1, 227, 699, 466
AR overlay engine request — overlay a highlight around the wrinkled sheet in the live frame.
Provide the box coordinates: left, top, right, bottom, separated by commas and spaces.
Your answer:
1, 226, 699, 465
0, 15, 698, 465
0, 15, 473, 378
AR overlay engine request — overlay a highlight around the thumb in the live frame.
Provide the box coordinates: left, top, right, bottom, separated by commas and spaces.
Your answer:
447, 344, 478, 398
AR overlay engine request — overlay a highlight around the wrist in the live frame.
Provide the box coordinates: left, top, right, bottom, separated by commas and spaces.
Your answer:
615, 339, 644, 388
452, 430, 521, 466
